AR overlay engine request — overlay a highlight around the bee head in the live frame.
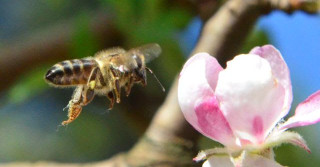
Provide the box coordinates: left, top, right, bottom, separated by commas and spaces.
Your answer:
133, 54, 144, 69
132, 54, 146, 84
134, 66, 147, 85
132, 52, 165, 91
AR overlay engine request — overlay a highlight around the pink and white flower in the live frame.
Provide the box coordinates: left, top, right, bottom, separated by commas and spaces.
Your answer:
178, 45, 320, 166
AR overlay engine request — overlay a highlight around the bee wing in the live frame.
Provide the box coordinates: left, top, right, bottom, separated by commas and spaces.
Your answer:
127, 43, 162, 63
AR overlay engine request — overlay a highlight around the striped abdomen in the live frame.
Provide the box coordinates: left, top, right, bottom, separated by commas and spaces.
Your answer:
45, 59, 98, 86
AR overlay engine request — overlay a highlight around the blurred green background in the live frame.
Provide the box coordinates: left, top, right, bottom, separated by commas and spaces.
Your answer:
0, 0, 319, 166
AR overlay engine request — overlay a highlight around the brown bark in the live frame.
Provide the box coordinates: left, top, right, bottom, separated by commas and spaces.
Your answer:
1, 0, 318, 166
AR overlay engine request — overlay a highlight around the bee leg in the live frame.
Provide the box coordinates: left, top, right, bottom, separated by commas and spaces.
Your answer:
141, 77, 147, 87
107, 91, 115, 110
62, 86, 83, 126
125, 77, 134, 97
82, 87, 95, 105
110, 68, 121, 103
62, 86, 95, 125
88, 67, 98, 90
62, 101, 82, 126
88, 67, 107, 90
115, 79, 122, 103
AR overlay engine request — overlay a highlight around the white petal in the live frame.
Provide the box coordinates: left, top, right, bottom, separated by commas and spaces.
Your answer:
242, 153, 284, 167
250, 45, 292, 119
215, 54, 285, 144
203, 156, 234, 167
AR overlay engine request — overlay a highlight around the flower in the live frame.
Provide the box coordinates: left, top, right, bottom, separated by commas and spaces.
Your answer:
178, 45, 320, 166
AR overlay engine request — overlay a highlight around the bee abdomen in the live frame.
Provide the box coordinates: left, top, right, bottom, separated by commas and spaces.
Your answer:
45, 59, 97, 86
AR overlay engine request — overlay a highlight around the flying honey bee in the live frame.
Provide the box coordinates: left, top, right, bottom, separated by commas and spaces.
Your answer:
45, 43, 165, 125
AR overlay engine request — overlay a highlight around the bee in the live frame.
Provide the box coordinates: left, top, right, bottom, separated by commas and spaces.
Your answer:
45, 43, 165, 125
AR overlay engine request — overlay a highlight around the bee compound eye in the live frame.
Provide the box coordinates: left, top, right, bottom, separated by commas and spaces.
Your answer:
134, 55, 142, 68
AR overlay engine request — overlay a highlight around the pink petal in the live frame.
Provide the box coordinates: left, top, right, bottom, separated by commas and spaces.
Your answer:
280, 90, 320, 130
215, 54, 286, 145
179, 53, 236, 145
195, 97, 236, 147
250, 45, 293, 119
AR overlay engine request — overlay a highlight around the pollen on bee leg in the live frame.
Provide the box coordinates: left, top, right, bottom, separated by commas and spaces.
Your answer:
61, 102, 82, 126
89, 80, 96, 90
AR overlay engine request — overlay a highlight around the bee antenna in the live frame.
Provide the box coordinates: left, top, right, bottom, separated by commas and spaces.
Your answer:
145, 67, 165, 92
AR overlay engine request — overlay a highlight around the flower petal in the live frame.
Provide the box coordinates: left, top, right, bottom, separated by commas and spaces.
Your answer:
179, 52, 223, 91
179, 53, 236, 145
203, 151, 284, 167
195, 97, 236, 146
203, 156, 234, 167
215, 54, 285, 145
202, 152, 284, 167
250, 45, 292, 119
280, 90, 320, 130
241, 153, 284, 167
